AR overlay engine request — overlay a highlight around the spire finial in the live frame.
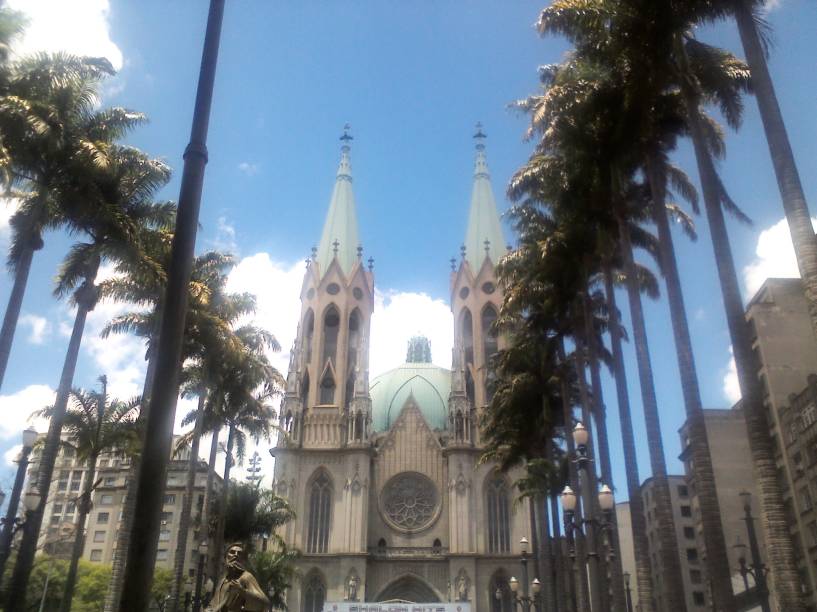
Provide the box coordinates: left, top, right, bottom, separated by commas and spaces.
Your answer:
340, 123, 353, 147
473, 122, 487, 151
460, 244, 466, 260
311, 246, 318, 260
332, 239, 340, 256
484, 239, 491, 254
367, 256, 374, 272
450, 257, 456, 271
357, 245, 363, 260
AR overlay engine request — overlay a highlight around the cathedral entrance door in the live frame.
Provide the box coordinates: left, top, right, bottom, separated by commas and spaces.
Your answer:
375, 575, 441, 603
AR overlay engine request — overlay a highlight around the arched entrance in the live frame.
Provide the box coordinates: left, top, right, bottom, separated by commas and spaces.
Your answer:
375, 575, 442, 603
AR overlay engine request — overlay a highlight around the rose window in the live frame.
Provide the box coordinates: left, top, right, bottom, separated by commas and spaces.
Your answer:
381, 472, 439, 531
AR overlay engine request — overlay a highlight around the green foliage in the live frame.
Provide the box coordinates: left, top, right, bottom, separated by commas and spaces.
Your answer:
248, 548, 299, 610
223, 481, 295, 548
151, 567, 173, 611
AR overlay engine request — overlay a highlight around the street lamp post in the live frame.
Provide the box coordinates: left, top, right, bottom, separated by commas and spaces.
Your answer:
735, 491, 771, 612
561, 422, 610, 612
192, 540, 209, 612
505, 537, 542, 612
0, 427, 38, 579
623, 572, 634, 612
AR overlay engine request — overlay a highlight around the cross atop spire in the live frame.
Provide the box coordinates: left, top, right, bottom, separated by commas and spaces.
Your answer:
473, 121, 487, 151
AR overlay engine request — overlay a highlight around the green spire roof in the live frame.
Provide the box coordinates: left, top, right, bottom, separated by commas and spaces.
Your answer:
316, 126, 360, 279
464, 124, 505, 272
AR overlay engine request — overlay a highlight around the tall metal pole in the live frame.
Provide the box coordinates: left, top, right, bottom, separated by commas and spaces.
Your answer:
0, 443, 32, 579
119, 1, 225, 609
192, 552, 207, 612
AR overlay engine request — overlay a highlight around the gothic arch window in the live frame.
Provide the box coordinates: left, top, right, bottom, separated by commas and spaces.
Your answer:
489, 570, 512, 612
303, 571, 326, 612
306, 471, 332, 553
347, 309, 361, 370
321, 305, 340, 366
465, 370, 476, 411
344, 371, 355, 410
319, 369, 336, 405
303, 309, 315, 364
486, 473, 511, 553
482, 305, 499, 401
300, 371, 310, 412
461, 309, 474, 366
354, 411, 364, 441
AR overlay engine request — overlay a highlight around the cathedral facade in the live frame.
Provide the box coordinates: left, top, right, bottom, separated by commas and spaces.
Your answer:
272, 127, 531, 611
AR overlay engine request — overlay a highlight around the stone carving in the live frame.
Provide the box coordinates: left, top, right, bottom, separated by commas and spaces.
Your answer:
455, 569, 470, 602
381, 472, 439, 531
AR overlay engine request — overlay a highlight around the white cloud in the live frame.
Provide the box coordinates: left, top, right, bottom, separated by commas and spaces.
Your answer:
0, 384, 54, 440
19, 313, 51, 345
4, 444, 22, 466
209, 216, 238, 254
8, 0, 123, 71
237, 162, 259, 177
0, 197, 20, 246
722, 347, 741, 405
743, 217, 817, 297
764, 0, 783, 11
370, 290, 454, 376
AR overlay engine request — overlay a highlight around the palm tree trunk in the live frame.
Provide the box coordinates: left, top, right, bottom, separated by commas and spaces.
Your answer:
682, 84, 805, 611
530, 495, 543, 583
617, 215, 687, 612
537, 493, 556, 612
103, 340, 159, 612
211, 423, 235, 580
733, 1, 817, 337
573, 326, 608, 612
603, 262, 653, 612
0, 235, 41, 393
582, 292, 626, 612
169, 394, 205, 612
60, 456, 98, 612
551, 490, 567, 612
204, 424, 220, 583
559, 341, 590, 612
645, 153, 735, 611
6, 273, 98, 611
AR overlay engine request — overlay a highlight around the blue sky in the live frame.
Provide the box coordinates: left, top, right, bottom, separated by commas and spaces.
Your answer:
0, 0, 815, 500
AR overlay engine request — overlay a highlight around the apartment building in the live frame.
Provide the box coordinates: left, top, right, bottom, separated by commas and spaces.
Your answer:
678, 408, 771, 611
744, 278, 817, 606
640, 475, 704, 612
27, 434, 222, 579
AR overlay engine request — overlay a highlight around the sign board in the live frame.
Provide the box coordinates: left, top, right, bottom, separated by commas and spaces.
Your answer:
323, 604, 471, 612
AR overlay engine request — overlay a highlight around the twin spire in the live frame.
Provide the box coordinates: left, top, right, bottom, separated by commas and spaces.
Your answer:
314, 123, 505, 279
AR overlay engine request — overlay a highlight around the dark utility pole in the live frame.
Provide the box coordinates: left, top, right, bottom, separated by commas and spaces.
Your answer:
118, 1, 225, 609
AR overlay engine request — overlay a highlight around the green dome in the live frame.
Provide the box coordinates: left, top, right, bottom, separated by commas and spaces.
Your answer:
370, 362, 451, 432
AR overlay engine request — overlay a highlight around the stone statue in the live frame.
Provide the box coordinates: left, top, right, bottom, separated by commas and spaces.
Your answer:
205, 543, 270, 612
456, 571, 469, 602
348, 574, 359, 601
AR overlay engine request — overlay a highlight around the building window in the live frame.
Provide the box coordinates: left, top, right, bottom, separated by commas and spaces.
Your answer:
486, 474, 511, 554
306, 471, 331, 553
89, 550, 102, 562
160, 512, 173, 524
693, 591, 706, 607
684, 527, 695, 540
66, 502, 76, 514
164, 494, 176, 505
159, 529, 171, 542
302, 572, 326, 612
690, 569, 702, 584
680, 505, 692, 518
481, 305, 498, 401
490, 571, 512, 612
319, 370, 335, 405
687, 548, 698, 563
677, 485, 689, 498
50, 515, 60, 526
97, 512, 110, 525
100, 494, 114, 505
104, 476, 116, 486
53, 503, 63, 514
303, 309, 315, 364
156, 549, 168, 562
93, 531, 105, 543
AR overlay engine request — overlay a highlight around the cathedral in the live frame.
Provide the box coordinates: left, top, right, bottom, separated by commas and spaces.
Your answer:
272, 126, 531, 611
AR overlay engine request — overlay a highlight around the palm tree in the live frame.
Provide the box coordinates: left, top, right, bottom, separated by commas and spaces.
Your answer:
5, 147, 172, 610
34, 376, 140, 612
0, 53, 139, 392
